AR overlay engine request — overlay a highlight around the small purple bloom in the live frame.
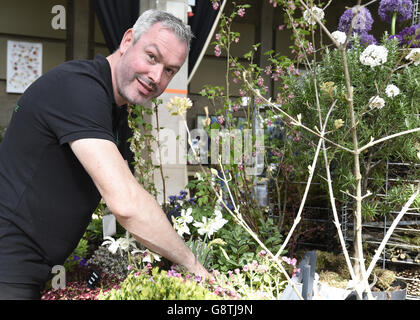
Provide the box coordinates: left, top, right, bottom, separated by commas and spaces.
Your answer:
338, 6, 374, 35
390, 24, 420, 47
360, 32, 378, 46
378, 0, 412, 23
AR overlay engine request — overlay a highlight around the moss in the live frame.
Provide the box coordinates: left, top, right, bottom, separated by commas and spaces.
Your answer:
371, 268, 396, 291
318, 271, 348, 289
315, 250, 351, 279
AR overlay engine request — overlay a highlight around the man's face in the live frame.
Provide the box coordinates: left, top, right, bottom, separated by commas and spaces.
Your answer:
114, 23, 187, 105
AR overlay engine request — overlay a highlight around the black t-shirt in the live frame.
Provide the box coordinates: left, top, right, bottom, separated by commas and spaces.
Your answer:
0, 54, 132, 285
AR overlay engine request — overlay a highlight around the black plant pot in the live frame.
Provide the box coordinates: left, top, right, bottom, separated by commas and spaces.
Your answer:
370, 279, 407, 300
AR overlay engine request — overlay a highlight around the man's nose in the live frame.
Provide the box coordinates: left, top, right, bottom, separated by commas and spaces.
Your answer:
149, 64, 163, 85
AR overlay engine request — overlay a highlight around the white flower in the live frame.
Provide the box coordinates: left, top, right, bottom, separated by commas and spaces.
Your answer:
193, 216, 214, 237
195, 172, 204, 181
179, 208, 194, 224
360, 45, 388, 67
385, 84, 400, 98
171, 210, 193, 238
405, 48, 420, 66
212, 209, 228, 231
165, 96, 193, 116
368, 96, 385, 110
172, 216, 191, 237
131, 248, 161, 263
102, 232, 138, 256
331, 31, 347, 45
303, 6, 324, 25
192, 210, 228, 239
172, 208, 194, 238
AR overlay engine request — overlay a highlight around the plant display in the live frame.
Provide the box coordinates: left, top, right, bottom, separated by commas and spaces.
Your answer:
99, 267, 220, 300
42, 0, 420, 300
237, 0, 419, 300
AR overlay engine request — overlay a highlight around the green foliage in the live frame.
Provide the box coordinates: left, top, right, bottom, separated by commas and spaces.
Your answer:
127, 100, 158, 197
281, 33, 420, 215
186, 237, 225, 270
210, 216, 284, 272
100, 267, 220, 300
386, 184, 420, 209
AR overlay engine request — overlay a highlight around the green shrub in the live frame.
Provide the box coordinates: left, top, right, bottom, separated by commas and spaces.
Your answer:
99, 267, 221, 300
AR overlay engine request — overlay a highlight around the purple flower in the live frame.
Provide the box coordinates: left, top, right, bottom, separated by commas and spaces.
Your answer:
360, 32, 378, 46
338, 6, 374, 35
378, 0, 412, 23
390, 24, 420, 47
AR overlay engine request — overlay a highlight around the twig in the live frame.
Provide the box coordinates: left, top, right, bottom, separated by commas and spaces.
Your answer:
358, 128, 420, 153
274, 101, 337, 259
154, 104, 167, 210
216, 158, 304, 300
242, 73, 354, 154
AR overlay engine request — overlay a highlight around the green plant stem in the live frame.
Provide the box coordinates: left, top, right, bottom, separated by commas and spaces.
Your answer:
391, 12, 397, 36
154, 104, 167, 211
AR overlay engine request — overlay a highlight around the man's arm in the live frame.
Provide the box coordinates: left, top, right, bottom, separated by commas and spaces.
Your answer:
69, 138, 209, 279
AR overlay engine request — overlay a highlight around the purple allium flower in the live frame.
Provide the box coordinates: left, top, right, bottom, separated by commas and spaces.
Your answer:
390, 24, 420, 47
378, 0, 413, 23
360, 32, 378, 46
338, 6, 374, 35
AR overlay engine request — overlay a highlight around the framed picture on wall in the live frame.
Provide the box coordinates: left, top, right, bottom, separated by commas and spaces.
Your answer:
6, 40, 43, 94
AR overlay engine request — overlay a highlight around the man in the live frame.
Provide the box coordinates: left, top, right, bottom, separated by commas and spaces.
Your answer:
0, 9, 209, 300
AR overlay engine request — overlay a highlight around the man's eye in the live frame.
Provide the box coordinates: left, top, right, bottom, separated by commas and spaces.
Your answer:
148, 54, 156, 62
166, 68, 175, 76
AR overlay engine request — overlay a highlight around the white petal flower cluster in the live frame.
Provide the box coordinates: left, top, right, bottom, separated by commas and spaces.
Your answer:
165, 96, 193, 116
331, 30, 347, 45
385, 84, 400, 98
193, 209, 228, 239
368, 95, 386, 110
360, 44, 388, 67
303, 6, 325, 25
102, 232, 138, 256
405, 48, 420, 66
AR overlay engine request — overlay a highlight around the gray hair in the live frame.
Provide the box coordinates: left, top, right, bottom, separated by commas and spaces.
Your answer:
132, 9, 194, 50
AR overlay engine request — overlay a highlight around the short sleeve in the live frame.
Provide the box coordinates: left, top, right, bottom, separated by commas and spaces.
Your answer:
36, 67, 116, 146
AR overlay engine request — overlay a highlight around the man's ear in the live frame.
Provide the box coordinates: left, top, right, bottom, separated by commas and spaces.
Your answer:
119, 28, 135, 55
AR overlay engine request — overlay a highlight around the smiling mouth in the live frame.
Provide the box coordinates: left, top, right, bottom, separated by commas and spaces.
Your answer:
136, 77, 154, 95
